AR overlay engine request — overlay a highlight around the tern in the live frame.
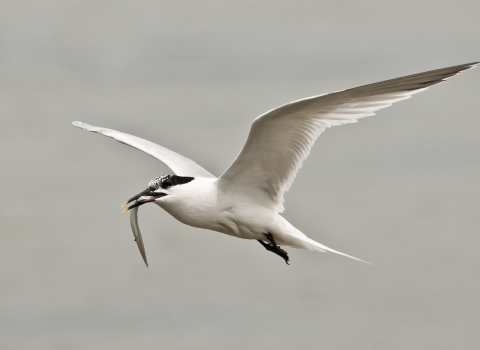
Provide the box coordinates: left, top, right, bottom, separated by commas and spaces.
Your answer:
73, 62, 478, 266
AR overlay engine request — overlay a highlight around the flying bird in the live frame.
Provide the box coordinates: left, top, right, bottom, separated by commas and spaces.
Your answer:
73, 62, 478, 266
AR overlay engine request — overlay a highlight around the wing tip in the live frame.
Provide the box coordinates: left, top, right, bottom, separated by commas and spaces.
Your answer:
449, 61, 479, 75
425, 61, 479, 87
72, 121, 100, 133
72, 121, 89, 129
464, 61, 479, 68
445, 61, 479, 72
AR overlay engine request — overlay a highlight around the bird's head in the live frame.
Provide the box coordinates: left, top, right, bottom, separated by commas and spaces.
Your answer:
122, 175, 194, 211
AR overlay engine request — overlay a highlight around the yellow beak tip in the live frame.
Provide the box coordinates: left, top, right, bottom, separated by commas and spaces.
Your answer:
122, 207, 129, 213
121, 201, 128, 208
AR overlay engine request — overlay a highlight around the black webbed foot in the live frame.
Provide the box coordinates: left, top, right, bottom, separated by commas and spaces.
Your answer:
257, 233, 290, 265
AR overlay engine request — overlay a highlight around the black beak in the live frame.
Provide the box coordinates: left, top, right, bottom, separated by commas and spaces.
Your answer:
122, 188, 151, 207
121, 188, 167, 212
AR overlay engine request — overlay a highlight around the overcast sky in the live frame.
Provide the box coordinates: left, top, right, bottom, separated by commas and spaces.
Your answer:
1, 1, 480, 349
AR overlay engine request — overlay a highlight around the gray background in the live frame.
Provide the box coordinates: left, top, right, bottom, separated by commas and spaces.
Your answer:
1, 1, 479, 349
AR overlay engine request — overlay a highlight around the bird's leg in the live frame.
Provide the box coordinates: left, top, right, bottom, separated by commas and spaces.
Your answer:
257, 233, 290, 265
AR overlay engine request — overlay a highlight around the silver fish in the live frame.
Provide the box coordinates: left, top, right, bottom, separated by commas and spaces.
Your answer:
130, 206, 148, 267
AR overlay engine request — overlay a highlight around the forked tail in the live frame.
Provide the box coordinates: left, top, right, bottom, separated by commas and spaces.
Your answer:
280, 223, 373, 265
301, 235, 373, 265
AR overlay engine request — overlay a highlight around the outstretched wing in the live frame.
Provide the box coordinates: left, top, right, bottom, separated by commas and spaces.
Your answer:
72, 121, 215, 178
220, 62, 478, 212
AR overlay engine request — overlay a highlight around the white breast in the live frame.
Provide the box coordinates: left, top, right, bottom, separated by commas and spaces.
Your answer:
155, 177, 223, 230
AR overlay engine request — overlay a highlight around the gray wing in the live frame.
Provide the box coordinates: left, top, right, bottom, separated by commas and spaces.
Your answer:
72, 121, 215, 178
220, 62, 478, 212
